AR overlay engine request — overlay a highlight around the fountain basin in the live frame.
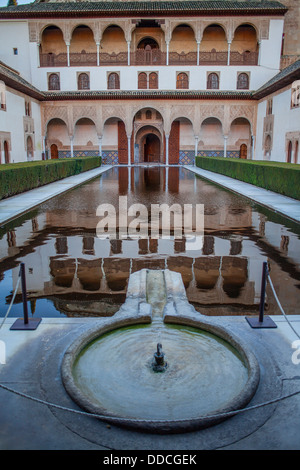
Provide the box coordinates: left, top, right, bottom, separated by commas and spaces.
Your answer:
61, 288, 260, 433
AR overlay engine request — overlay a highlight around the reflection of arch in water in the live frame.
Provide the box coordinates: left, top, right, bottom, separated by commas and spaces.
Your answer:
78, 258, 102, 291
194, 257, 221, 290
103, 258, 130, 291
50, 258, 75, 288
167, 256, 193, 288
221, 257, 248, 298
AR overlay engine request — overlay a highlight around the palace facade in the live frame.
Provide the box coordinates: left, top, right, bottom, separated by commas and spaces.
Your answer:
0, 0, 299, 165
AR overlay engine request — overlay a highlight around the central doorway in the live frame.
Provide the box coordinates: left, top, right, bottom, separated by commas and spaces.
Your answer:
144, 134, 160, 163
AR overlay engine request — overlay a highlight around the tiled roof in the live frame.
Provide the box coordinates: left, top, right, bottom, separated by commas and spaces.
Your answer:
0, 62, 44, 100
0, 1, 288, 18
43, 89, 254, 100
253, 59, 300, 99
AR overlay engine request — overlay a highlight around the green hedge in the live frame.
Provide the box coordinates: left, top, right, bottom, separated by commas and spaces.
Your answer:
0, 156, 101, 200
195, 156, 300, 200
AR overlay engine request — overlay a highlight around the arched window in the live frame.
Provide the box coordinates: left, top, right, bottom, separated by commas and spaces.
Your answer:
237, 73, 249, 90
176, 72, 189, 89
149, 72, 158, 89
207, 73, 219, 89
48, 73, 60, 90
138, 72, 147, 89
146, 110, 152, 119
78, 73, 90, 90
287, 140, 292, 163
107, 72, 120, 90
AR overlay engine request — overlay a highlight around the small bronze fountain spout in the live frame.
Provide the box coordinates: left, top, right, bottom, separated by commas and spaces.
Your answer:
152, 343, 168, 372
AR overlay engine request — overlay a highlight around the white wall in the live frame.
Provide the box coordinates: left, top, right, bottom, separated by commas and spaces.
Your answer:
31, 64, 279, 92
0, 21, 32, 82
255, 86, 300, 162
0, 87, 42, 163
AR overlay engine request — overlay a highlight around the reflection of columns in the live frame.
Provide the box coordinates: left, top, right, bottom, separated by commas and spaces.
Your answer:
194, 136, 199, 164
127, 135, 131, 165
127, 41, 131, 65
227, 41, 231, 65
66, 42, 70, 66
196, 41, 200, 66
96, 43, 100, 66
37, 43, 40, 67
223, 135, 228, 158
166, 41, 169, 65
98, 136, 102, 156
165, 166, 168, 191
70, 135, 74, 158
165, 134, 169, 166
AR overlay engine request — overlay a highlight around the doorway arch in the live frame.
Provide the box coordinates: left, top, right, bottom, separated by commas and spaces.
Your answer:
144, 134, 160, 163
135, 126, 163, 163
50, 143, 58, 159
27, 136, 34, 161
4, 141, 9, 163
239, 143, 247, 159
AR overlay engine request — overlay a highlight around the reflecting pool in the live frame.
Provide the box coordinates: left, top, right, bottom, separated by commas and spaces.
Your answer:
0, 166, 299, 318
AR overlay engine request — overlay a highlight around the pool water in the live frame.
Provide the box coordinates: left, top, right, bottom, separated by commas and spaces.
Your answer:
0, 166, 299, 318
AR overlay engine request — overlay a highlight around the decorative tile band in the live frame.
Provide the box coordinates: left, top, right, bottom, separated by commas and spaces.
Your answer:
101, 151, 119, 165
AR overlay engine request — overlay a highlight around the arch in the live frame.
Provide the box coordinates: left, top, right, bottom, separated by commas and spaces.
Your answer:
50, 143, 58, 160
201, 23, 228, 49
170, 23, 197, 54
73, 118, 98, 151
231, 24, 258, 54
70, 24, 97, 55
264, 134, 272, 159
200, 116, 224, 133
176, 72, 189, 89
39, 24, 65, 44
137, 37, 159, 50
48, 73, 60, 91
237, 72, 249, 90
4, 140, 9, 164
171, 22, 196, 39
40, 25, 66, 66
26, 136, 34, 161
229, 118, 251, 156
101, 24, 127, 54
135, 125, 163, 163
46, 118, 70, 154
229, 116, 253, 135
207, 72, 219, 89
107, 72, 120, 90
239, 143, 247, 159
77, 73, 90, 90
138, 72, 147, 89
233, 22, 259, 42
200, 117, 224, 155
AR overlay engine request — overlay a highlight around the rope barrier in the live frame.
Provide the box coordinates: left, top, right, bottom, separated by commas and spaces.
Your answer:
267, 272, 300, 341
0, 382, 299, 425
0, 274, 21, 330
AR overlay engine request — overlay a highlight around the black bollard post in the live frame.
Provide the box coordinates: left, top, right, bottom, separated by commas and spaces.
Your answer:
10, 263, 42, 331
258, 261, 268, 323
246, 261, 277, 329
20, 263, 29, 325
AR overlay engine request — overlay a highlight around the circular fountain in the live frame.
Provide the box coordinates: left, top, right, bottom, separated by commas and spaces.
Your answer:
61, 269, 260, 434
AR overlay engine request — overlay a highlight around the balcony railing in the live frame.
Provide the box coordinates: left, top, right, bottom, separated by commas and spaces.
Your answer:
40, 50, 258, 67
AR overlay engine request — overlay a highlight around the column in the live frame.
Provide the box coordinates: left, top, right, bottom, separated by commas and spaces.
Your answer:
96, 43, 100, 66
165, 134, 169, 166
98, 136, 102, 156
70, 135, 74, 158
227, 41, 231, 66
223, 135, 228, 158
196, 41, 200, 66
66, 42, 70, 67
127, 135, 131, 166
127, 41, 131, 66
251, 135, 255, 160
37, 43, 40, 67
166, 41, 169, 66
258, 40, 261, 66
194, 136, 199, 164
